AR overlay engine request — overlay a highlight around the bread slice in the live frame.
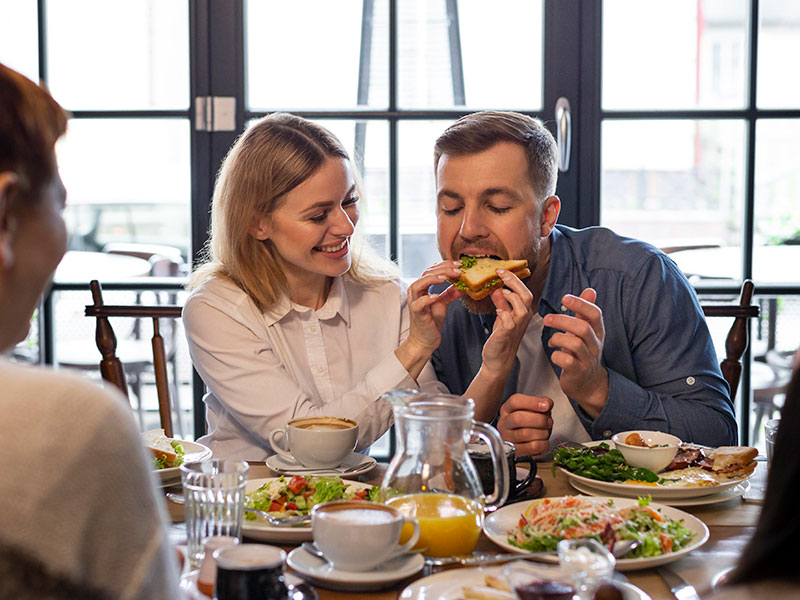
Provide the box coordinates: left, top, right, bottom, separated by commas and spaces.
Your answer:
143, 428, 183, 469
449, 255, 531, 300
709, 446, 758, 476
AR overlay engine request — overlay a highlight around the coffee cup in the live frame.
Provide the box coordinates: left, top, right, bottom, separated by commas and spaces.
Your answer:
269, 416, 358, 469
468, 440, 536, 501
311, 500, 421, 571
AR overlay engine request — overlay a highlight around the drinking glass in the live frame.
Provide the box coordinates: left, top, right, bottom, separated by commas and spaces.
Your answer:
557, 538, 615, 600
765, 418, 780, 467
181, 459, 248, 568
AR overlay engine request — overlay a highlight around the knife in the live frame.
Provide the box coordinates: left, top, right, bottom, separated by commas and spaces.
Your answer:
658, 567, 701, 600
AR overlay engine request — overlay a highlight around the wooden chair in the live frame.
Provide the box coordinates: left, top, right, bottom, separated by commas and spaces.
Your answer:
86, 280, 183, 437
700, 279, 759, 402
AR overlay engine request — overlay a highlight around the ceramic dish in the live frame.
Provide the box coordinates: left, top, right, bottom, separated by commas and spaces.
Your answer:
242, 477, 373, 543
483, 495, 709, 571
156, 440, 212, 484
287, 545, 424, 591
568, 477, 750, 506
265, 452, 377, 478
398, 564, 651, 599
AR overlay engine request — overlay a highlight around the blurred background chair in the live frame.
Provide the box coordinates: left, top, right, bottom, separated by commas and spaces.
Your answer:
85, 280, 183, 438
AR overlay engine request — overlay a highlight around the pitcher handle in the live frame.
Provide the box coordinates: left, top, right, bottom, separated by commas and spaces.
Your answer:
471, 421, 509, 510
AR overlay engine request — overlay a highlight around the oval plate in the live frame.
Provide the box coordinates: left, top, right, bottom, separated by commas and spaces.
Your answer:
483, 496, 709, 571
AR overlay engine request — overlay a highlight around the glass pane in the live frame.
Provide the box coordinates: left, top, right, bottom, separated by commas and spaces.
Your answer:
603, 0, 748, 110
398, 120, 455, 278
600, 120, 746, 270
757, 0, 800, 108
754, 119, 800, 284
52, 288, 196, 438
398, 0, 542, 110
55, 118, 191, 279
246, 0, 388, 110
45, 0, 189, 110
0, 0, 38, 81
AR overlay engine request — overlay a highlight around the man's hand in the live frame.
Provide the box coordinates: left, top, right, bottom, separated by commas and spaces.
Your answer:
542, 288, 609, 418
481, 269, 535, 376
497, 393, 554, 456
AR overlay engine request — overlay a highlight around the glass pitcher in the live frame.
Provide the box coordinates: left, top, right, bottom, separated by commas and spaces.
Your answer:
380, 389, 509, 556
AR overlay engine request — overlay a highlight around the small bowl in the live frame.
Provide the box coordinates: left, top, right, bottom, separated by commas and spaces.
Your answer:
611, 430, 681, 473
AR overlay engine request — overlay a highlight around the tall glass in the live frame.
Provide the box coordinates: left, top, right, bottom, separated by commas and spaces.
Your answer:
181, 459, 249, 568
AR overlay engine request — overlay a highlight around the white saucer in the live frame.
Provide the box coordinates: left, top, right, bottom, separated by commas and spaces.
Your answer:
180, 569, 316, 600
265, 452, 376, 477
287, 546, 425, 591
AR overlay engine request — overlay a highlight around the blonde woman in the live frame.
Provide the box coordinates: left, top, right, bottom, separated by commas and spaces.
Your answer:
184, 113, 461, 460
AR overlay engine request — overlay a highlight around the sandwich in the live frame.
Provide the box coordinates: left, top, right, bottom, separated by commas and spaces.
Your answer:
143, 428, 185, 469
449, 255, 531, 301
708, 446, 758, 478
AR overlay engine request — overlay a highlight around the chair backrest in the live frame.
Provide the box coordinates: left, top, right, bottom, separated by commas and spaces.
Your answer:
85, 280, 183, 437
700, 279, 759, 402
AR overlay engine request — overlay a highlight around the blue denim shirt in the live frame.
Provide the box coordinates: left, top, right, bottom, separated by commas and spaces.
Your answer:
431, 225, 737, 446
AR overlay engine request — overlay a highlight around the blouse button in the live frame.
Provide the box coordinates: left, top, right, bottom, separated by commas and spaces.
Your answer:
686, 376, 696, 385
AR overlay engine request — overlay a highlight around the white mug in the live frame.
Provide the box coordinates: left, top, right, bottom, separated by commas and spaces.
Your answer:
269, 416, 358, 469
311, 500, 421, 571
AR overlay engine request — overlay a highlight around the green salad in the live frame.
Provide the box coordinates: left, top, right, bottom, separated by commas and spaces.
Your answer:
153, 440, 184, 469
245, 475, 382, 520
553, 443, 661, 483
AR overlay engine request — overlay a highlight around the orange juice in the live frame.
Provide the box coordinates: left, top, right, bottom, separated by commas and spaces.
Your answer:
386, 493, 483, 557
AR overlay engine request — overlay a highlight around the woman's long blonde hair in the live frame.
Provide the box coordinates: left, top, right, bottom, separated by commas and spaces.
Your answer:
189, 113, 398, 311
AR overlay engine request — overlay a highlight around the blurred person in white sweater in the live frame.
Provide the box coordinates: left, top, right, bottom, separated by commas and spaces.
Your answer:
0, 62, 181, 599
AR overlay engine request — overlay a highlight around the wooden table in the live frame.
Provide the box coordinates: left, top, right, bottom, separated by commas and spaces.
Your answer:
165, 461, 763, 599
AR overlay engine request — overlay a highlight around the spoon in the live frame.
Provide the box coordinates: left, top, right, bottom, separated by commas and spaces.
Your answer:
425, 539, 640, 567
166, 492, 311, 527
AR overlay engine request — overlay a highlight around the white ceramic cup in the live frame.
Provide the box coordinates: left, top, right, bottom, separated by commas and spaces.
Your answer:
269, 416, 358, 469
311, 500, 421, 571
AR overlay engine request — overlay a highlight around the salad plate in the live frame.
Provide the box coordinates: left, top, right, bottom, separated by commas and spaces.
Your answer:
156, 440, 212, 485
287, 545, 424, 591
557, 466, 751, 500
483, 496, 709, 571
568, 477, 750, 506
265, 452, 376, 478
398, 564, 651, 600
242, 477, 373, 543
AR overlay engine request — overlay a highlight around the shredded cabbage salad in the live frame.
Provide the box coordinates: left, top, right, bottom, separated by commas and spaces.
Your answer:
508, 495, 693, 557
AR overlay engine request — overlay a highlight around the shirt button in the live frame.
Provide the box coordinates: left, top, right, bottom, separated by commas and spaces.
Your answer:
561, 305, 568, 312
308, 325, 318, 334
686, 376, 696, 385
315, 365, 324, 374
603, 430, 612, 438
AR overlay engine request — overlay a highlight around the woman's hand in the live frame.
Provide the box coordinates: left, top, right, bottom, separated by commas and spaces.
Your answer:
405, 260, 464, 353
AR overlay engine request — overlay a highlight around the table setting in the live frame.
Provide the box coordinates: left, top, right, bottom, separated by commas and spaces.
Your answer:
157, 390, 764, 600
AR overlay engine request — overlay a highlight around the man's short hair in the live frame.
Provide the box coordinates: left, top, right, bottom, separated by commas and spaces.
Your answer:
433, 110, 558, 202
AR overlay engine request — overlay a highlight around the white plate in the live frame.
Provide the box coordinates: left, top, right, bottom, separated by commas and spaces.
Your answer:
156, 440, 213, 484
265, 452, 377, 478
398, 564, 651, 600
557, 466, 751, 500
242, 477, 373, 543
287, 546, 424, 591
483, 496, 709, 571
569, 477, 750, 507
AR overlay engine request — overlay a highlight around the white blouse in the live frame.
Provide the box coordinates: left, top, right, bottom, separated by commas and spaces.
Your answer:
183, 274, 448, 459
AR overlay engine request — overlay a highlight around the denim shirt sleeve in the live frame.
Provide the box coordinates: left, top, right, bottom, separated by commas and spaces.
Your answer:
571, 253, 738, 446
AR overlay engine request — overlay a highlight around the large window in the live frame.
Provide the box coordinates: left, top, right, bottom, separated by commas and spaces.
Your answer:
3, 0, 798, 447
